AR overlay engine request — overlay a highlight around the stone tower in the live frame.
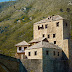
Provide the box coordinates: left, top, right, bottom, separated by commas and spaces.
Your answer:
16, 15, 72, 72
33, 15, 72, 70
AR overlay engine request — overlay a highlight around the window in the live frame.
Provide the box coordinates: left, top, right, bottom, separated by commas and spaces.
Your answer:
54, 41, 56, 44
38, 25, 44, 30
66, 23, 67, 27
28, 52, 31, 56
53, 34, 56, 38
43, 34, 45, 37
34, 51, 37, 55
58, 52, 59, 56
45, 24, 48, 28
19, 47, 21, 51
38, 26, 40, 30
53, 51, 55, 56
48, 18, 49, 19
56, 22, 59, 27
41, 25, 44, 29
46, 51, 49, 55
24, 47, 27, 50
48, 34, 50, 38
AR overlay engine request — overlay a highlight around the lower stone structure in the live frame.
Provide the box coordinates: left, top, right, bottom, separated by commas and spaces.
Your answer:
0, 54, 27, 72
0, 54, 70, 72
21, 59, 43, 72
21, 59, 69, 72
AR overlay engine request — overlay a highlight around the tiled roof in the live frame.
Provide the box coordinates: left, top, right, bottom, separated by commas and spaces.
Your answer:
15, 41, 30, 46
29, 37, 48, 43
34, 15, 64, 25
27, 41, 62, 50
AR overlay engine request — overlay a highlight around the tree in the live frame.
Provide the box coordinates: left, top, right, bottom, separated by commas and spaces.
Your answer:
66, 8, 71, 12
60, 8, 63, 12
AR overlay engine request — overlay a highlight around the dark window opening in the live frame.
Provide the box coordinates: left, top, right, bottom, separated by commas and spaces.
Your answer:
53, 51, 55, 56
50, 16, 51, 18
24, 47, 27, 50
19, 47, 21, 51
56, 22, 59, 27
43, 34, 45, 37
58, 52, 59, 56
54, 41, 56, 44
48, 34, 50, 38
35, 51, 37, 55
45, 24, 48, 28
38, 26, 40, 30
46, 51, 49, 55
66, 23, 67, 27
28, 52, 31, 56
53, 34, 56, 38
41, 25, 44, 29
38, 25, 44, 30
48, 18, 49, 19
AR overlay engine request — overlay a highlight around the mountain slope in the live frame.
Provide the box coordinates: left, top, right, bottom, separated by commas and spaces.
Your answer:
0, 0, 72, 57
0, 1, 16, 13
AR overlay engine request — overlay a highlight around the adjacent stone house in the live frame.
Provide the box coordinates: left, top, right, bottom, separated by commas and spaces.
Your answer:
25, 40, 62, 60
15, 41, 30, 59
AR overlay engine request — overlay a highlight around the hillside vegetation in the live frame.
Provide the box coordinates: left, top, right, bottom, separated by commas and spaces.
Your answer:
0, 1, 16, 13
0, 0, 72, 57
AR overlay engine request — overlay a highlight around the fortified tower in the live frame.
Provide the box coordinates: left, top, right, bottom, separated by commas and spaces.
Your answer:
34, 15, 70, 58
15, 15, 72, 72
33, 15, 72, 70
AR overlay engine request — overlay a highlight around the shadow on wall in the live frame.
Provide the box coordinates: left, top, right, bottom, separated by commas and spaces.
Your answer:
18, 59, 27, 72
62, 51, 69, 72
62, 51, 68, 60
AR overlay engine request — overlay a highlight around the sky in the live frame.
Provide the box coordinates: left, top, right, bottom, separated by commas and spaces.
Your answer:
0, 0, 16, 2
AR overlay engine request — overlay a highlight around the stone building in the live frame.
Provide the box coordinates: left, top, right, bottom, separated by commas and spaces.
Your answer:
15, 15, 72, 72
25, 40, 62, 60
15, 41, 30, 59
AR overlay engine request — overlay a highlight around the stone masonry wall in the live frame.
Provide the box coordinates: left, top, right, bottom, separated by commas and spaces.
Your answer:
43, 60, 69, 72
21, 59, 43, 72
21, 59, 69, 72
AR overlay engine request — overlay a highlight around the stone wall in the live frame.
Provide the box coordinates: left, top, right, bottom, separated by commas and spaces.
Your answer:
25, 48, 43, 59
21, 59, 43, 72
33, 19, 64, 49
43, 60, 69, 72
21, 59, 69, 72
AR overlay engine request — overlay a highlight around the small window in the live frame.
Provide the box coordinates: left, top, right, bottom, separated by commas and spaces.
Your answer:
35, 51, 37, 55
38, 26, 40, 30
48, 34, 50, 38
43, 34, 45, 37
24, 47, 27, 50
46, 51, 49, 55
54, 41, 56, 44
28, 52, 31, 56
45, 24, 48, 28
56, 22, 59, 27
41, 25, 44, 29
58, 52, 59, 56
48, 18, 49, 19
53, 51, 55, 56
53, 34, 56, 38
66, 23, 67, 27
19, 47, 21, 51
